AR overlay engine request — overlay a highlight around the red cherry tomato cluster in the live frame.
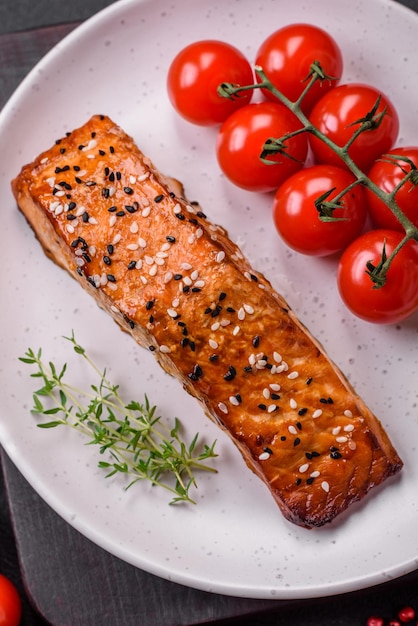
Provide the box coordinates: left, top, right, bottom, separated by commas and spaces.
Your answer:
167, 24, 418, 325
367, 604, 416, 626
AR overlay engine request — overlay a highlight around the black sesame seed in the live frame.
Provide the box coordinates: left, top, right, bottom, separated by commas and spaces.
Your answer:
149, 315, 154, 323
306, 377, 313, 385
124, 186, 134, 195
280, 436, 286, 441
226, 307, 236, 313
196, 211, 206, 218
296, 421, 302, 430
109, 172, 115, 182
263, 447, 273, 455
330, 449, 342, 460
305, 452, 313, 460
175, 213, 185, 220
189, 341, 196, 352
82, 211, 89, 223
177, 321, 186, 327
219, 292, 227, 301
311, 451, 320, 457
116, 210, 125, 217
107, 244, 114, 254
104, 167, 110, 177
166, 236, 176, 243
271, 393, 280, 400
209, 354, 218, 362
252, 335, 260, 348
68, 201, 76, 211
191, 287, 201, 293
258, 404, 267, 411
145, 300, 154, 310
108, 206, 117, 212
103, 256, 111, 266
149, 345, 156, 352
82, 252, 91, 263
102, 188, 110, 198
296, 478, 302, 486
75, 177, 83, 184
180, 337, 189, 348
320, 397, 334, 404
86, 181, 96, 187
66, 214, 76, 221
306, 477, 315, 485
298, 408, 308, 416
109, 146, 115, 153
125, 204, 138, 214
243, 366, 252, 372
189, 218, 198, 225
154, 194, 164, 203
127, 261, 137, 270
123, 315, 135, 329
235, 394, 242, 404
173, 274, 183, 281
183, 285, 190, 293
224, 365, 236, 381
250, 273, 258, 282
87, 276, 98, 288
116, 171, 121, 180
107, 274, 116, 282
293, 438, 301, 447
99, 150, 106, 156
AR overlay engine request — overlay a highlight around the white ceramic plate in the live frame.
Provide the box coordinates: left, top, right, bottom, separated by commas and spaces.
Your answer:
0, 0, 417, 600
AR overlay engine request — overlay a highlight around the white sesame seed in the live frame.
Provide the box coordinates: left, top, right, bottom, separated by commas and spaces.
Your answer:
130, 222, 139, 234
190, 270, 199, 280
110, 305, 118, 313
220, 319, 230, 327
332, 426, 341, 435
41, 157, 49, 164
145, 255, 154, 265
142, 206, 151, 217
194, 280, 205, 288
88, 217, 98, 225
348, 440, 357, 450
310, 470, 320, 478
54, 205, 64, 215
137, 172, 150, 182
290, 398, 297, 409
344, 410, 353, 418
269, 383, 281, 392
229, 396, 239, 406
312, 409, 322, 419
109, 215, 117, 227
258, 452, 270, 461
183, 276, 192, 286
135, 259, 143, 269
82, 139, 97, 151
288, 371, 299, 380
211, 322, 220, 331
172, 298, 180, 308
75, 257, 85, 266
140, 276, 148, 285
167, 308, 178, 318
188, 234, 195, 244
149, 264, 157, 276
256, 360, 267, 369
233, 325, 240, 335
107, 282, 117, 291
299, 463, 309, 473
164, 272, 173, 283
263, 388, 270, 399
100, 273, 108, 286
209, 339, 218, 349
49, 200, 61, 212
273, 352, 282, 363
321, 481, 330, 493
344, 424, 355, 432
268, 404, 278, 413
129, 175, 136, 184
238, 307, 246, 321
155, 257, 165, 266
112, 234, 122, 245
139, 237, 147, 248
336, 436, 348, 443
216, 251, 226, 263
288, 425, 298, 435
218, 402, 228, 414
249, 354, 256, 365
161, 243, 171, 252
196, 228, 203, 238
159, 345, 171, 353
181, 262, 193, 270
46, 177, 55, 188
127, 243, 139, 250
173, 203, 182, 214
66, 224, 75, 234
108, 186, 116, 197
244, 304, 254, 314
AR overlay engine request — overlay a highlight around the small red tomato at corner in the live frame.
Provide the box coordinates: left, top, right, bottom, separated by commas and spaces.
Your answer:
337, 229, 418, 324
167, 40, 254, 126
255, 23, 343, 113
309, 83, 399, 173
0, 574, 22, 626
366, 146, 418, 231
272, 164, 367, 256
216, 102, 308, 192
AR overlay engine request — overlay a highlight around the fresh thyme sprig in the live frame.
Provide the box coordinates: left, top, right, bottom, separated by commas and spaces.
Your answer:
19, 332, 218, 505
218, 64, 418, 288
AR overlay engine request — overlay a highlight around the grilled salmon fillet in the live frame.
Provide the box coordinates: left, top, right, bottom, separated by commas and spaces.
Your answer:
12, 114, 403, 528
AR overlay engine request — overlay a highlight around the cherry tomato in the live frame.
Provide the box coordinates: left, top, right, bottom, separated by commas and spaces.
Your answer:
273, 164, 367, 256
337, 229, 418, 324
255, 23, 343, 113
366, 146, 418, 231
0, 575, 22, 626
216, 102, 308, 192
167, 40, 253, 126
309, 83, 399, 173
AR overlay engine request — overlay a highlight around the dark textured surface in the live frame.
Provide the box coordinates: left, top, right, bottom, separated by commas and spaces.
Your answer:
1, 1, 418, 624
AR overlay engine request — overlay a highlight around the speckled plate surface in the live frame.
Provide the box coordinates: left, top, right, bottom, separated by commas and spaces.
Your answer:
0, 0, 417, 600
